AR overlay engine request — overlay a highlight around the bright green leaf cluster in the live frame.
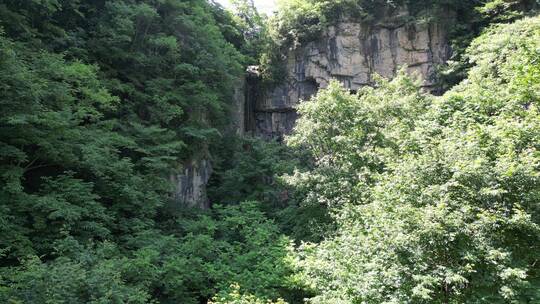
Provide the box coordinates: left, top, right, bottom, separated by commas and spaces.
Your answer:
289, 15, 540, 303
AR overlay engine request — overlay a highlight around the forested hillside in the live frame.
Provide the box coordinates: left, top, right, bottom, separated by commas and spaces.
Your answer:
1, 1, 539, 303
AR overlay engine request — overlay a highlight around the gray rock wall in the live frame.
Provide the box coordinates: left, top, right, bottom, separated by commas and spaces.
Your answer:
172, 9, 453, 209
231, 77, 246, 136
249, 10, 452, 139
170, 159, 212, 209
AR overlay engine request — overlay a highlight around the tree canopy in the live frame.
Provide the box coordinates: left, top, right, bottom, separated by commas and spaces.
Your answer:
0, 1, 539, 303
288, 15, 540, 303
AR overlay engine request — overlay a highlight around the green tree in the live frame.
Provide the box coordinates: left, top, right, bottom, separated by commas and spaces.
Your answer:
1, 202, 294, 303
291, 15, 540, 303
210, 284, 289, 304
0, 0, 295, 303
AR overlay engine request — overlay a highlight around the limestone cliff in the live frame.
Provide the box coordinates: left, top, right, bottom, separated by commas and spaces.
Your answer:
170, 159, 212, 209
247, 9, 452, 139
174, 8, 453, 209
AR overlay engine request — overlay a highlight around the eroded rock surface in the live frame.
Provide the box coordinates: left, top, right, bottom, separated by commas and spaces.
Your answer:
250, 11, 452, 139
175, 9, 453, 209
170, 159, 212, 209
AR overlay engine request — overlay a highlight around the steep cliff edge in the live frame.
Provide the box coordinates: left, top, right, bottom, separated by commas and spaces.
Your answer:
170, 159, 213, 209
175, 8, 454, 209
247, 9, 452, 139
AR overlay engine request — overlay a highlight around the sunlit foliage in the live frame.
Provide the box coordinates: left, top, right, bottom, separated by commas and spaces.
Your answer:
289, 16, 540, 303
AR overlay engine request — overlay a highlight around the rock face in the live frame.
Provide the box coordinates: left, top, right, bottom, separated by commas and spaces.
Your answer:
172, 8, 453, 209
170, 159, 212, 209
231, 77, 246, 136
248, 9, 452, 139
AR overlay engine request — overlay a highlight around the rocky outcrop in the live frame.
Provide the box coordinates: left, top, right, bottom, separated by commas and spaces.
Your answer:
231, 77, 246, 136
248, 9, 452, 139
170, 159, 212, 209
172, 8, 454, 209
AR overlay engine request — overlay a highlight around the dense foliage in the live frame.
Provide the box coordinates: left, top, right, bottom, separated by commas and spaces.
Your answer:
1, 202, 294, 303
1, 1, 539, 303
0, 0, 294, 303
0, 0, 245, 259
288, 15, 540, 303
